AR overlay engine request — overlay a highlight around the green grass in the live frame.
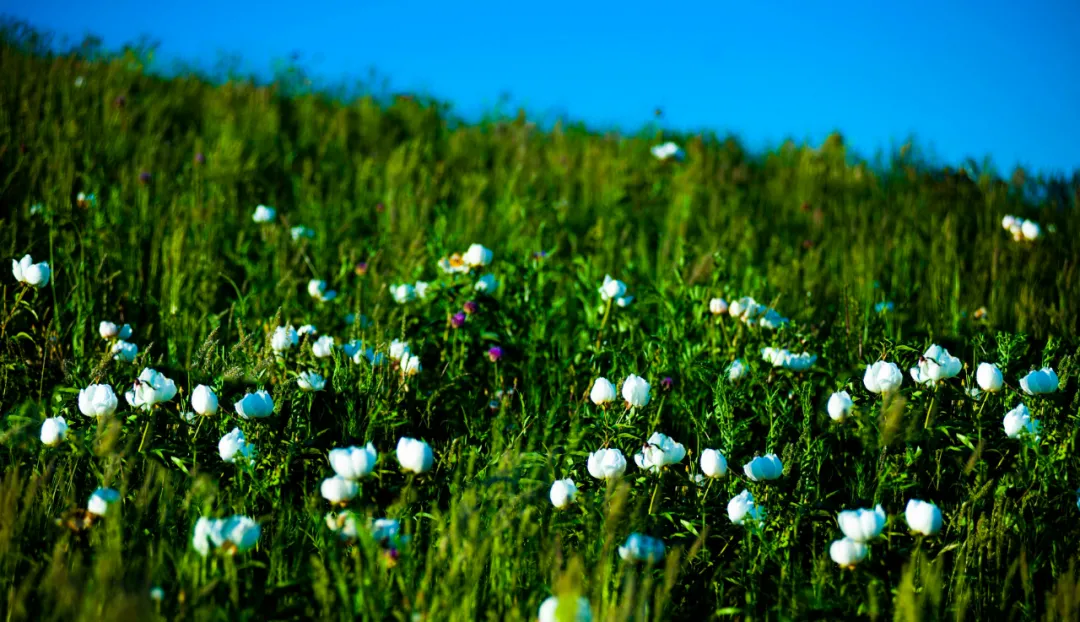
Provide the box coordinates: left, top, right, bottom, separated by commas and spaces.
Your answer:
2, 21, 1080, 621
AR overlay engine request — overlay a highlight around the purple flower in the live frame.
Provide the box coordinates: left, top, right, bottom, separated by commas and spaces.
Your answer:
451, 312, 466, 328
532, 250, 548, 260
194, 152, 205, 165
138, 170, 151, 184
661, 376, 674, 391
354, 262, 369, 276
487, 346, 503, 362
463, 300, 478, 315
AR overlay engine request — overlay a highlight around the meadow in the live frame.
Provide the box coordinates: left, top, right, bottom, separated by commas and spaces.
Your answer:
2, 22, 1080, 621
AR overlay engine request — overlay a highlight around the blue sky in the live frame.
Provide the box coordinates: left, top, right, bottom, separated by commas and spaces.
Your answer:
4, 0, 1079, 173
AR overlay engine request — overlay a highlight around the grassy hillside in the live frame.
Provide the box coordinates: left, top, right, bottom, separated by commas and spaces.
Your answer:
2, 23, 1080, 621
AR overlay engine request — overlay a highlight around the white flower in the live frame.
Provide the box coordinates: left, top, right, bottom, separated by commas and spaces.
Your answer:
437, 253, 470, 274
743, 454, 783, 481
298, 324, 318, 337
757, 308, 789, 329
342, 340, 363, 357
98, 321, 132, 340
909, 344, 962, 385
976, 363, 1004, 392
389, 340, 410, 361
149, 587, 164, 602
615, 295, 633, 307
709, 298, 728, 315
329, 443, 378, 480
618, 533, 665, 563
40, 416, 68, 446
621, 374, 650, 408
474, 273, 498, 294
307, 279, 337, 302
252, 205, 276, 223
549, 478, 577, 509
827, 391, 853, 422
728, 296, 760, 320
587, 448, 627, 480
320, 476, 359, 504
904, 499, 943, 536
700, 449, 728, 478
1019, 367, 1059, 395
727, 359, 747, 381
650, 142, 684, 161
234, 390, 274, 419
1003, 403, 1040, 439
312, 335, 335, 358
271, 325, 299, 353
324, 511, 362, 541
401, 355, 422, 376
727, 489, 765, 525
829, 538, 868, 568
79, 384, 119, 417
298, 371, 326, 392
11, 254, 50, 288
415, 281, 430, 299
192, 517, 215, 556
837, 504, 886, 542
197, 515, 261, 555
74, 76, 85, 87
396, 437, 433, 473
1021, 220, 1041, 240
390, 283, 416, 304
124, 368, 177, 411
191, 385, 219, 416
464, 243, 493, 268
88, 487, 121, 517
111, 340, 138, 362
218, 427, 255, 463
761, 347, 817, 371
290, 225, 314, 241
598, 275, 627, 301
864, 361, 903, 394
181, 411, 197, 424
589, 377, 617, 405
538, 596, 592, 622
1002, 215, 1017, 230
633, 432, 686, 472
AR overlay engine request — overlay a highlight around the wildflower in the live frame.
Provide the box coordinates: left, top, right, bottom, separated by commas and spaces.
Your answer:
463, 300, 478, 314
450, 312, 466, 328
329, 444, 378, 480
320, 476, 359, 504
966, 387, 982, 400
727, 359, 747, 381
181, 411, 197, 424
307, 280, 337, 302
74, 76, 85, 87
389, 340, 410, 360
587, 448, 627, 480
390, 283, 416, 304
973, 306, 989, 320
827, 391, 853, 422
464, 244, 493, 268
401, 355, 422, 376
728, 489, 765, 525
298, 324, 318, 337
634, 432, 686, 472
618, 533, 666, 563
757, 308, 789, 329
650, 142, 684, 161
191, 385, 219, 416
138, 170, 151, 184
99, 321, 133, 340
290, 225, 315, 241
252, 205, 276, 223
976, 363, 1004, 392
910, 344, 962, 385
761, 347, 817, 371
324, 511, 362, 541
218, 428, 255, 463
549, 478, 577, 509
1019, 367, 1059, 395
743, 454, 783, 481
87, 488, 121, 517
111, 340, 138, 362
194, 152, 205, 165
11, 254, 51, 288
79, 384, 119, 417
234, 390, 274, 419
829, 538, 868, 568
875, 302, 894, 313
598, 275, 627, 302
863, 361, 903, 394
660, 376, 674, 390
312, 335, 335, 358
700, 449, 728, 478
437, 253, 469, 274
297, 371, 326, 392
354, 262, 369, 276
728, 297, 762, 320
837, 505, 886, 542
487, 346, 503, 362
590, 377, 616, 405
538, 596, 592, 622
904, 499, 943, 536
76, 192, 95, 209
621, 374, 651, 408
149, 587, 164, 602
40, 417, 68, 446
474, 273, 498, 294
124, 369, 177, 411
271, 325, 299, 353
1021, 220, 1041, 240
709, 298, 728, 315
396, 437, 434, 473
1003, 403, 1040, 439
193, 516, 261, 556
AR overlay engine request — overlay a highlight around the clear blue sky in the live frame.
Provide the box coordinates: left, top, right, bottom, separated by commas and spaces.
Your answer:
4, 0, 1079, 174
